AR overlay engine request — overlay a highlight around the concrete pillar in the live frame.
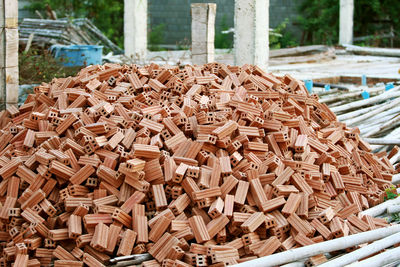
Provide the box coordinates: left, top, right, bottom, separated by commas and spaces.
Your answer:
234, 0, 269, 70
191, 3, 217, 65
1, 0, 19, 108
339, 0, 354, 45
124, 0, 147, 62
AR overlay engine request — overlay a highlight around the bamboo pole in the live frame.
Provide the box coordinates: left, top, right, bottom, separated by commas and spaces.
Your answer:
314, 82, 349, 91
391, 174, 400, 185
329, 100, 347, 107
320, 90, 365, 104
319, 232, 400, 267
370, 127, 400, 151
372, 145, 388, 152
360, 195, 400, 217
330, 86, 400, 113
360, 111, 400, 132
387, 204, 400, 214
320, 86, 385, 104
109, 253, 152, 265
315, 88, 340, 96
374, 123, 400, 138
349, 246, 400, 267
281, 262, 305, 267
359, 120, 393, 135
364, 115, 400, 138
348, 108, 400, 130
345, 103, 400, 126
390, 155, 400, 165
235, 225, 400, 267
346, 98, 400, 126
362, 138, 400, 145
357, 107, 400, 129
337, 101, 387, 121
344, 44, 400, 57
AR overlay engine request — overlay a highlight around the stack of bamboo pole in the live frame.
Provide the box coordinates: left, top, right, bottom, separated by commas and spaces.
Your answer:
318, 85, 400, 157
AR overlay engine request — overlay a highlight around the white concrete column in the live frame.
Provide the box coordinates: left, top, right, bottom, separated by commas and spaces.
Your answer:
191, 3, 217, 65
234, 0, 269, 70
124, 0, 147, 62
1, 0, 19, 107
339, 0, 354, 45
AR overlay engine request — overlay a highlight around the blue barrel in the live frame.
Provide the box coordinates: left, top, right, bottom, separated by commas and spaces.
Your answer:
50, 45, 103, 67
304, 80, 313, 93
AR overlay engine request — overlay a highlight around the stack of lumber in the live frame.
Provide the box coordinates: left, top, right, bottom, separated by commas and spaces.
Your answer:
0, 63, 396, 266
19, 18, 123, 54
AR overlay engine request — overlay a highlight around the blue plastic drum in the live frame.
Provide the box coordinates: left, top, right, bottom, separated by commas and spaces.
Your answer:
50, 45, 103, 67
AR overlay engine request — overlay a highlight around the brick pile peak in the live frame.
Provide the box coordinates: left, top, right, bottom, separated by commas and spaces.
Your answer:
0, 63, 395, 266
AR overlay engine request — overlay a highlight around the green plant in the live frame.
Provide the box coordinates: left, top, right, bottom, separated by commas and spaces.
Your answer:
270, 19, 299, 49
391, 213, 400, 223
215, 15, 233, 49
384, 186, 399, 201
149, 24, 167, 51
19, 49, 81, 84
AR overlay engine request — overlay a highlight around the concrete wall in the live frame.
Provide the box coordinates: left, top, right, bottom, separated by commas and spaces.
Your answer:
149, 0, 234, 46
149, 0, 304, 46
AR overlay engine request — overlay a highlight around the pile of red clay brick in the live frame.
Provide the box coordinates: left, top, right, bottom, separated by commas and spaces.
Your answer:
0, 63, 396, 267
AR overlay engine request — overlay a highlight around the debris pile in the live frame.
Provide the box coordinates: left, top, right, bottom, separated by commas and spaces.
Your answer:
19, 18, 122, 53
0, 63, 395, 266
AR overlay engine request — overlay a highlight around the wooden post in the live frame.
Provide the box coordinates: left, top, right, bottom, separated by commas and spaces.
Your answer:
339, 0, 354, 45
191, 3, 217, 65
124, 0, 147, 62
234, 0, 269, 70
1, 0, 19, 108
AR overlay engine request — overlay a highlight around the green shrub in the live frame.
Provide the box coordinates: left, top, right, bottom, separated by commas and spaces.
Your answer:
19, 49, 81, 84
